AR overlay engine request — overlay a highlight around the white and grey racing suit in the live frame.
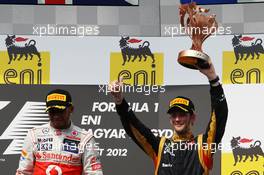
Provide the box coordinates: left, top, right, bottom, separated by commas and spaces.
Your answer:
16, 122, 103, 175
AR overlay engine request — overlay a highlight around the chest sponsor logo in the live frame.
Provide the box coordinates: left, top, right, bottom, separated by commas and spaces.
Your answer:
36, 152, 81, 163
46, 165, 62, 175
63, 138, 80, 154
37, 143, 53, 151
36, 138, 53, 151
161, 163, 173, 168
37, 138, 53, 143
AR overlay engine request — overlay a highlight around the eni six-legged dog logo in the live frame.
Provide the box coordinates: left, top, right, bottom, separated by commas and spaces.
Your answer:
5, 35, 42, 66
119, 36, 155, 66
232, 35, 264, 64
110, 36, 164, 85
0, 35, 50, 84
231, 136, 264, 166
222, 35, 264, 84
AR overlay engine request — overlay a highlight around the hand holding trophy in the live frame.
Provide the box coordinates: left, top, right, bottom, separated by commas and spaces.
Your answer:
178, 2, 218, 69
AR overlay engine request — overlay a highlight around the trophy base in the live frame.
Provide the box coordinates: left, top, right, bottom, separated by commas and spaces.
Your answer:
178, 50, 211, 69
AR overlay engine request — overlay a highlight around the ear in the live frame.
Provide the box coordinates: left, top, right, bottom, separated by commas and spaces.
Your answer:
68, 105, 74, 113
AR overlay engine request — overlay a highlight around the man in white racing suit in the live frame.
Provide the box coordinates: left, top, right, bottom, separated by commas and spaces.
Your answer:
16, 89, 103, 175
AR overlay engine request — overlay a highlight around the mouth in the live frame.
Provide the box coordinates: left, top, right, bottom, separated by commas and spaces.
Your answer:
174, 122, 184, 126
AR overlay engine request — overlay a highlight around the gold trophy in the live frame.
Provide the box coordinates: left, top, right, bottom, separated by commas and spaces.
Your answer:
178, 2, 218, 69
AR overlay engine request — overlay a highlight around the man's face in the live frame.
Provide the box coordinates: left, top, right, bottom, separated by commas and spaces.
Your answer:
169, 111, 195, 134
48, 106, 73, 129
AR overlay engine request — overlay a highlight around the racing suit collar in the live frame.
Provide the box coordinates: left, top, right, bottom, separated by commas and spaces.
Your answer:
171, 130, 194, 142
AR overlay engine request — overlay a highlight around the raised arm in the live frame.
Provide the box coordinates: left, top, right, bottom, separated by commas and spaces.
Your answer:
197, 63, 228, 171
109, 79, 161, 161
198, 63, 228, 145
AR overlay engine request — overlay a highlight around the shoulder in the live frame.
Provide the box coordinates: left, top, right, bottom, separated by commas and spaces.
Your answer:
72, 124, 94, 142
29, 123, 50, 133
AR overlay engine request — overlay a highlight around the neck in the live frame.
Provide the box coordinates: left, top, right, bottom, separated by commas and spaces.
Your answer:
172, 130, 194, 142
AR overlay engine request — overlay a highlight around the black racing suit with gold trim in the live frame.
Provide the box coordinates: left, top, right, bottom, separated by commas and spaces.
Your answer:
116, 84, 228, 175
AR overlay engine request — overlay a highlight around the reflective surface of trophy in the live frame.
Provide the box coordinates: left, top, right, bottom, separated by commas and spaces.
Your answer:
178, 2, 218, 69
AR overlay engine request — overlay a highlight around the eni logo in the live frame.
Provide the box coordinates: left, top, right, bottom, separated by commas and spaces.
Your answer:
221, 136, 264, 175
110, 37, 164, 85
222, 35, 264, 84
0, 35, 50, 84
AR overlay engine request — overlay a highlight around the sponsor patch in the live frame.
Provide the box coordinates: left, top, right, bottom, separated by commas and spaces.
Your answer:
65, 135, 81, 141
42, 128, 49, 134
71, 130, 78, 136
91, 156, 100, 164
21, 150, 27, 157
170, 98, 189, 107
47, 94, 66, 102
37, 143, 53, 151
63, 138, 80, 154
35, 152, 80, 163
37, 138, 53, 143
20, 149, 28, 160
91, 163, 102, 171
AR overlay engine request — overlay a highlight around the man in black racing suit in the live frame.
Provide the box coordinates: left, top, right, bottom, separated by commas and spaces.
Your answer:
109, 63, 228, 175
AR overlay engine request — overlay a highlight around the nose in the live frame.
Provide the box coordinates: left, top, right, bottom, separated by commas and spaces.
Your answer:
171, 114, 182, 121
